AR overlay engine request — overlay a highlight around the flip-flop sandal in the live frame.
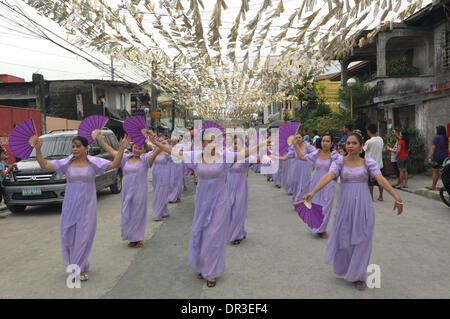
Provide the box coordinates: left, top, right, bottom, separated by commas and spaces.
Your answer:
377, 198, 384, 201
356, 281, 366, 290
207, 280, 216, 288
80, 273, 89, 281
136, 241, 144, 248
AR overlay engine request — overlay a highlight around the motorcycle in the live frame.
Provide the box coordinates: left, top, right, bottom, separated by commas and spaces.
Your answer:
440, 157, 450, 207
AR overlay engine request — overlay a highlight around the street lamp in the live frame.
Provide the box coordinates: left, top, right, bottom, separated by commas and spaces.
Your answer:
347, 77, 357, 120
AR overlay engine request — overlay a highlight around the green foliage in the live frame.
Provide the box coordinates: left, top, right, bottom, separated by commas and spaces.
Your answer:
387, 56, 419, 76
339, 78, 376, 107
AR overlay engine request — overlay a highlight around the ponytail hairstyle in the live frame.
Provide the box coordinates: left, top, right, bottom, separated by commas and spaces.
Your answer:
436, 125, 448, 150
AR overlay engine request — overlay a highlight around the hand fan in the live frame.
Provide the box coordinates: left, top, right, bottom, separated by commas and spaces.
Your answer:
293, 200, 324, 229
8, 118, 38, 160
77, 115, 108, 144
123, 116, 147, 147
279, 122, 300, 155
202, 121, 224, 133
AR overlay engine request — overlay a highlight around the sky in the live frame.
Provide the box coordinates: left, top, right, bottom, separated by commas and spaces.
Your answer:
0, 0, 432, 83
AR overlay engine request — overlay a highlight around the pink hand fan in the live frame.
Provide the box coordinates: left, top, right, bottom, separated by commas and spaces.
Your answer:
279, 122, 300, 155
8, 118, 39, 160
293, 200, 324, 229
123, 116, 147, 147
77, 115, 108, 144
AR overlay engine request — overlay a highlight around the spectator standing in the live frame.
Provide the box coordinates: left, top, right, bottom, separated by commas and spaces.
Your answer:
386, 130, 400, 185
312, 130, 320, 147
426, 125, 449, 190
395, 130, 409, 189
302, 129, 310, 144
364, 124, 384, 201
337, 123, 353, 147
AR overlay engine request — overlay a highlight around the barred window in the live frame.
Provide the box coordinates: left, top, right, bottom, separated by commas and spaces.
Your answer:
443, 30, 450, 68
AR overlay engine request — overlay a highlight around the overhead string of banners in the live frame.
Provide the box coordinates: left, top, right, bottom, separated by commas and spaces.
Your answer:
21, 0, 426, 121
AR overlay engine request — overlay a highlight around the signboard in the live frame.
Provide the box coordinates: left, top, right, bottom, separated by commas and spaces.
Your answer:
151, 111, 161, 119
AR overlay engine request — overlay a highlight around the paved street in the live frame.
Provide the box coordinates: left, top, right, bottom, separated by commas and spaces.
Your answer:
1, 170, 449, 299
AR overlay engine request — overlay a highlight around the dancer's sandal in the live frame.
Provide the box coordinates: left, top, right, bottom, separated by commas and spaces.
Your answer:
356, 281, 367, 290
232, 239, 241, 245
319, 232, 328, 239
197, 273, 203, 280
128, 242, 137, 247
207, 279, 216, 288
136, 241, 144, 248
80, 273, 89, 281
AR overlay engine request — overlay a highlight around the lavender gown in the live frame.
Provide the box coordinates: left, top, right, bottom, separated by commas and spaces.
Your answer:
305, 150, 340, 234
184, 151, 231, 280
288, 143, 316, 202
168, 145, 184, 202
325, 155, 381, 282
120, 152, 151, 242
152, 152, 171, 220
50, 155, 110, 272
282, 152, 293, 194
227, 158, 251, 242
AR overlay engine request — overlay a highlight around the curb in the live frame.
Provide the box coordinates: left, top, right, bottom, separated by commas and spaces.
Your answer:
397, 187, 449, 202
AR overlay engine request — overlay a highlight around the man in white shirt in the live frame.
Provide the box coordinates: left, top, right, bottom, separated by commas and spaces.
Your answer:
364, 123, 384, 201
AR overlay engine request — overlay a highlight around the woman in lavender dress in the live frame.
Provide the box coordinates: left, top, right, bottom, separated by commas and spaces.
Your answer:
294, 133, 340, 239
148, 129, 264, 288
227, 136, 254, 245
303, 133, 404, 290
35, 135, 129, 281
152, 141, 172, 221
278, 134, 315, 202
97, 133, 161, 248
168, 139, 185, 203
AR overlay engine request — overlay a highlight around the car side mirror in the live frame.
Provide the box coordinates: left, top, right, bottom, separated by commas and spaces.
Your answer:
89, 146, 101, 156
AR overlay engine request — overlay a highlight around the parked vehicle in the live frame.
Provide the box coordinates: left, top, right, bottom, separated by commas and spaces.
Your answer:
1, 129, 123, 213
440, 157, 450, 207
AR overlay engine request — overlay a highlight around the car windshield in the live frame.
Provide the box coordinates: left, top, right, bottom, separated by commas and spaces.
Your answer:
29, 135, 74, 159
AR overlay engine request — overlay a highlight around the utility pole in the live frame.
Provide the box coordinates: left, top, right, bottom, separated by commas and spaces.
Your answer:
151, 60, 158, 130
33, 73, 46, 134
111, 56, 114, 81
171, 62, 176, 134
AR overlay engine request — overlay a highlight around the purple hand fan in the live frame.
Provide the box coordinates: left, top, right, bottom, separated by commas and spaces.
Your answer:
293, 200, 324, 229
123, 116, 147, 147
202, 121, 224, 133
279, 122, 300, 155
78, 115, 108, 144
8, 118, 38, 160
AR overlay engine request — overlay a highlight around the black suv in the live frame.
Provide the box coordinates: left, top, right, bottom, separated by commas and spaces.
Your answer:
2, 129, 123, 213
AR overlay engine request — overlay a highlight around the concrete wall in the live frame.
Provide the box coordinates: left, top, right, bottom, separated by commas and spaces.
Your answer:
415, 97, 450, 151
368, 75, 434, 98
48, 81, 92, 120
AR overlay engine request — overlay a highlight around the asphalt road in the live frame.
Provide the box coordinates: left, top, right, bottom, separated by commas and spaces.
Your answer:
1, 170, 449, 298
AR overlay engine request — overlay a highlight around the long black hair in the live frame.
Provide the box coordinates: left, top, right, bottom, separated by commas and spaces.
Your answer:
401, 130, 409, 150
436, 125, 448, 149
317, 132, 334, 151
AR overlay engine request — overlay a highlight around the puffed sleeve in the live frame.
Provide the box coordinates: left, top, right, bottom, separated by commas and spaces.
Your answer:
183, 150, 197, 171
141, 152, 152, 168
87, 155, 111, 175
120, 153, 133, 168
329, 154, 344, 177
287, 145, 296, 159
304, 148, 320, 165
306, 143, 316, 153
330, 150, 341, 162
364, 155, 382, 179
50, 155, 74, 176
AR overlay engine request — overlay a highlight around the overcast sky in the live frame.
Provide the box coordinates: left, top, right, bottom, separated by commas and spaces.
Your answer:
0, 0, 432, 83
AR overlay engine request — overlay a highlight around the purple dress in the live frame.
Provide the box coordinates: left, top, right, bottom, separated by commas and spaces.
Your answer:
227, 157, 251, 242
288, 143, 316, 202
50, 155, 110, 272
120, 152, 151, 242
305, 150, 340, 234
325, 155, 381, 282
282, 151, 293, 194
152, 152, 171, 220
168, 144, 184, 202
184, 151, 231, 280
